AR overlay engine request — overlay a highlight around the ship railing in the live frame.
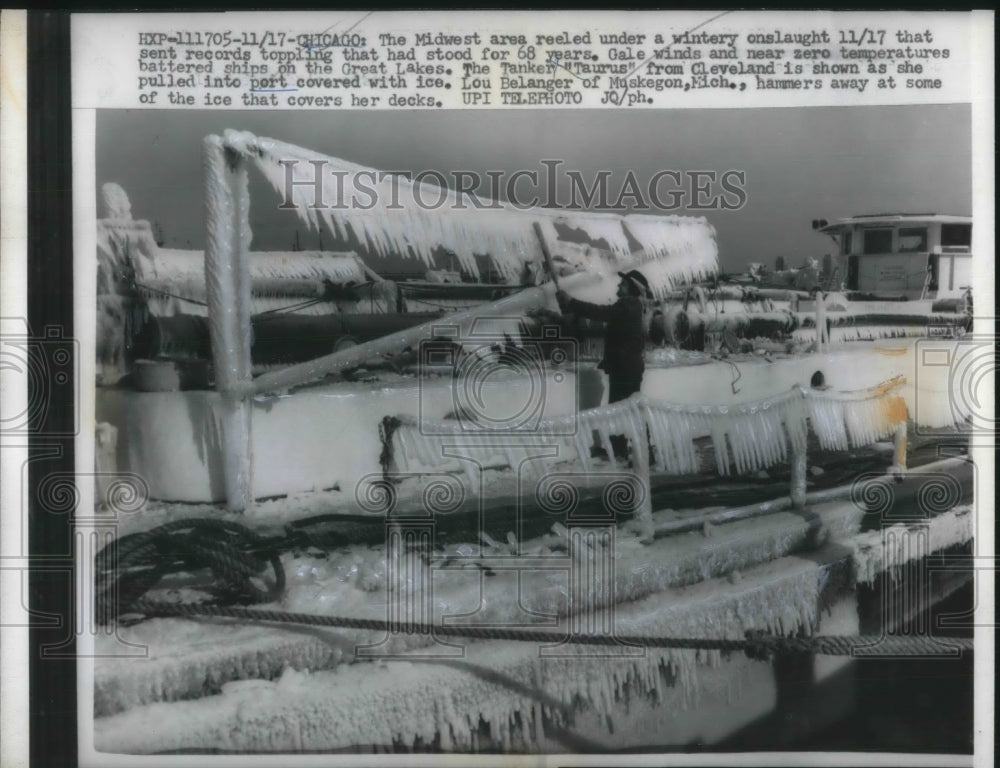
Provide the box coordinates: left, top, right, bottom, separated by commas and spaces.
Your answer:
381, 377, 909, 539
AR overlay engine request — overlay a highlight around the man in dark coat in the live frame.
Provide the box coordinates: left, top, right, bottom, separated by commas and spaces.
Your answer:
556, 269, 650, 458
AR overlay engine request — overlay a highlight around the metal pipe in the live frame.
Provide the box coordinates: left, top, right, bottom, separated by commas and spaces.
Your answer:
248, 267, 619, 396
652, 454, 969, 538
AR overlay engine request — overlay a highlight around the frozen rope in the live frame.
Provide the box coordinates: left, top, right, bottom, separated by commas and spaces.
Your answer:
96, 512, 972, 660
94, 515, 380, 626
130, 279, 208, 306
121, 600, 974, 658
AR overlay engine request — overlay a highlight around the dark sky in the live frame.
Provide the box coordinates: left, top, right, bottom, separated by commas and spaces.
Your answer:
95, 105, 971, 273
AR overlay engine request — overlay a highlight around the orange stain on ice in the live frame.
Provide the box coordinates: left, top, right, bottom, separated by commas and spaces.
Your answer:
882, 395, 909, 425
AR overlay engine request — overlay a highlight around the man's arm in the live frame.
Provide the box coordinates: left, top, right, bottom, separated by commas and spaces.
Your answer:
556, 289, 623, 322
566, 297, 621, 322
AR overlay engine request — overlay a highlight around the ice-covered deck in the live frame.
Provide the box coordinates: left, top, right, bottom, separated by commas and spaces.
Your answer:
91, 454, 975, 753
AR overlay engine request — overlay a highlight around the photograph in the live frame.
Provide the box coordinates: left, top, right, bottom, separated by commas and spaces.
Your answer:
0, 9, 991, 768
86, 102, 980, 755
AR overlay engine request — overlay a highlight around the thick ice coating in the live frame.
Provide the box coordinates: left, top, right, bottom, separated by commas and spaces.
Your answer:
239, 134, 719, 294
388, 382, 910, 479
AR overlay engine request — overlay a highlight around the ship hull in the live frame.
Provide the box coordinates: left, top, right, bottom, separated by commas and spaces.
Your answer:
96, 336, 966, 503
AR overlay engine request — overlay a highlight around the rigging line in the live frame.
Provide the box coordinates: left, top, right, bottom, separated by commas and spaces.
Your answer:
123, 601, 975, 658
251, 297, 328, 318
131, 280, 207, 306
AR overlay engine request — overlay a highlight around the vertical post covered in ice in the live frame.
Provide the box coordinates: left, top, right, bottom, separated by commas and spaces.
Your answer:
94, 423, 119, 515
815, 292, 828, 350
891, 422, 908, 475
203, 134, 254, 511
790, 437, 807, 510
630, 417, 654, 543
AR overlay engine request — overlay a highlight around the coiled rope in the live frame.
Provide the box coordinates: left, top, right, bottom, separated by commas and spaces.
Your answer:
98, 518, 974, 658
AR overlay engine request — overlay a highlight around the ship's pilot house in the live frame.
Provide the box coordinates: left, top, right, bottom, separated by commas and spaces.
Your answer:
814, 214, 972, 299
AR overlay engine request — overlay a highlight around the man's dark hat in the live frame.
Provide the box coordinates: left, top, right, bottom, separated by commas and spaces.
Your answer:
618, 269, 651, 297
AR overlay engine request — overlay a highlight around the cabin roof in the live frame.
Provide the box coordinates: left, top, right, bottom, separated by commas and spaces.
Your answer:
819, 213, 972, 233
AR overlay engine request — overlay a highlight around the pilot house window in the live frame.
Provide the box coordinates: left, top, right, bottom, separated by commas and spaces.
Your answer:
941, 223, 972, 248
863, 228, 893, 255
898, 227, 928, 252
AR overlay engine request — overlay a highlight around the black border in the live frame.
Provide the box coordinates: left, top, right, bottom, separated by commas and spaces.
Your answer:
27, 11, 77, 768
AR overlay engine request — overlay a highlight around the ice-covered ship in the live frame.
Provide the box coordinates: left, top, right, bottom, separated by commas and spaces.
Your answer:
90, 131, 977, 754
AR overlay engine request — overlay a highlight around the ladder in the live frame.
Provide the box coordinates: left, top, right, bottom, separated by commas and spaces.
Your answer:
919, 263, 934, 300
823, 265, 840, 292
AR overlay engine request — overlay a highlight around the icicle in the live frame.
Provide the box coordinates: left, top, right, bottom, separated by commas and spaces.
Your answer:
597, 420, 617, 470
386, 381, 908, 487
728, 411, 745, 475
652, 408, 670, 472
573, 427, 591, 472
709, 413, 730, 475
665, 408, 683, 473
392, 429, 411, 472
623, 399, 645, 453
680, 411, 697, 473
219, 134, 720, 292
755, 409, 776, 468
852, 507, 973, 584
621, 214, 720, 297
754, 411, 771, 468
403, 427, 425, 468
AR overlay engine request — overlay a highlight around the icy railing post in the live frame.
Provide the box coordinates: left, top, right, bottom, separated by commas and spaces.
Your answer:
204, 133, 254, 511
815, 291, 828, 350
790, 436, 807, 510
94, 423, 118, 517
631, 413, 655, 544
890, 421, 908, 476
